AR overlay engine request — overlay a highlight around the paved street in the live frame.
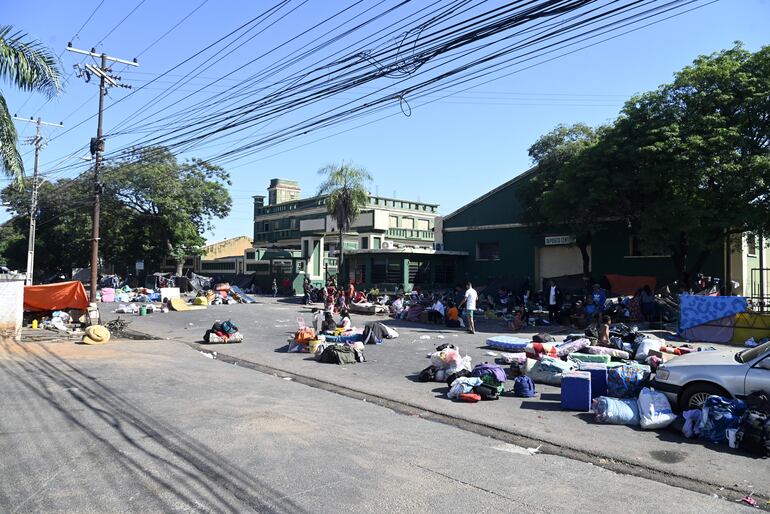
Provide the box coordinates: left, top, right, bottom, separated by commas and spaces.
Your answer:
0, 336, 756, 513
93, 298, 769, 505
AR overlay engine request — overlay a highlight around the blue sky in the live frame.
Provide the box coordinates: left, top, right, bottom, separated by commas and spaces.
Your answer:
3, 1, 769, 243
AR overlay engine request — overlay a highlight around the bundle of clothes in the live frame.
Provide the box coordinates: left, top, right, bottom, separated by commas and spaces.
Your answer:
202, 319, 243, 343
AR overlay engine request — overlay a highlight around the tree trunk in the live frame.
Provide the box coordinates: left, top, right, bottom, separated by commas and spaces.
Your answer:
338, 228, 344, 281
577, 236, 591, 300
175, 260, 183, 276
671, 231, 689, 290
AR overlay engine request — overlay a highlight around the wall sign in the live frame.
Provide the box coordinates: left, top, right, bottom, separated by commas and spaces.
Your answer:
544, 235, 575, 246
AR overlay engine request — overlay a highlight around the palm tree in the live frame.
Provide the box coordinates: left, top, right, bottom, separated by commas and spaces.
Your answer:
317, 162, 373, 274
0, 25, 62, 184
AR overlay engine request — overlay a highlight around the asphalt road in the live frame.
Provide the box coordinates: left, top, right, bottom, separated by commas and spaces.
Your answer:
96, 298, 769, 504
0, 338, 754, 513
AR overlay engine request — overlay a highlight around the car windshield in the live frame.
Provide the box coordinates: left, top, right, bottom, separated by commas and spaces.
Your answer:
736, 341, 770, 364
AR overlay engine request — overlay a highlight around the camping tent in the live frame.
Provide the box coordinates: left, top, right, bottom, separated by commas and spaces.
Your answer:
24, 281, 89, 312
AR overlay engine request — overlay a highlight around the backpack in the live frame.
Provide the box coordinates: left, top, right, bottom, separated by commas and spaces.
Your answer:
417, 365, 438, 382
221, 320, 238, 335
513, 376, 536, 398
474, 383, 500, 401
737, 409, 770, 456
294, 326, 316, 344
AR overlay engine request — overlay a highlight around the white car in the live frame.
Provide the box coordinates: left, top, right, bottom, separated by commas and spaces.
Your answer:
651, 341, 770, 410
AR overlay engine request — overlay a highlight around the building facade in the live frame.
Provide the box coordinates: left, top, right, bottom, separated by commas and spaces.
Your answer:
252, 178, 441, 286
442, 169, 769, 299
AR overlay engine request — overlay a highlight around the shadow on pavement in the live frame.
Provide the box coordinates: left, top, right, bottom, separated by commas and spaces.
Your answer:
0, 340, 306, 514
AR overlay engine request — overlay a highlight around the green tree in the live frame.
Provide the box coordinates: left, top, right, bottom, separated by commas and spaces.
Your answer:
605, 43, 770, 287
518, 123, 607, 284
0, 26, 62, 183
0, 146, 231, 278
317, 162, 372, 273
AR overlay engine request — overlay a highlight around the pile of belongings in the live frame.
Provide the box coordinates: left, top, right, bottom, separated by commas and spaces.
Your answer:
592, 387, 676, 429
288, 326, 316, 353
198, 283, 256, 305
418, 343, 473, 384
101, 285, 161, 304
115, 303, 166, 314
361, 321, 399, 345
202, 319, 243, 344
446, 362, 508, 402
314, 341, 366, 364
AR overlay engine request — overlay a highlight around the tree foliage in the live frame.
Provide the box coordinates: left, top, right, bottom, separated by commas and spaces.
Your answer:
317, 162, 372, 270
0, 26, 62, 183
522, 43, 770, 287
0, 146, 231, 278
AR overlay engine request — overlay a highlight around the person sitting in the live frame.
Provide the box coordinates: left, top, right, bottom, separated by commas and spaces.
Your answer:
591, 283, 607, 313
445, 302, 461, 328
336, 291, 346, 312
427, 297, 445, 324
390, 295, 404, 317
509, 304, 528, 331
321, 311, 336, 333
598, 315, 612, 346
338, 309, 352, 331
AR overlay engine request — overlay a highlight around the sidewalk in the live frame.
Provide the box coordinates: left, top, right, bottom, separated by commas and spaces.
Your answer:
98, 300, 768, 502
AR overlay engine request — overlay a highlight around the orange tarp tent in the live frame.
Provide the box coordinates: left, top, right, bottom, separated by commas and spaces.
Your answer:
605, 274, 657, 296
24, 281, 89, 312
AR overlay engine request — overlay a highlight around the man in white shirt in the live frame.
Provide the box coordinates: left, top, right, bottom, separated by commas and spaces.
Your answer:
459, 282, 478, 334
547, 280, 561, 324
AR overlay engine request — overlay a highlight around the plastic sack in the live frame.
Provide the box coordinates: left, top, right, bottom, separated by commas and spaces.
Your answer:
682, 409, 702, 438
699, 395, 747, 444
634, 337, 663, 361
593, 396, 640, 426
637, 387, 676, 429
607, 365, 648, 398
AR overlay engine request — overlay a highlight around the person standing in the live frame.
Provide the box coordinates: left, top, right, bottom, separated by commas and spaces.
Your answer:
459, 282, 478, 334
271, 278, 278, 297
303, 275, 311, 305
546, 280, 561, 324
641, 285, 655, 322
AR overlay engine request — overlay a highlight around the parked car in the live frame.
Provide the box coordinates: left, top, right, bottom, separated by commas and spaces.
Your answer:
651, 341, 770, 410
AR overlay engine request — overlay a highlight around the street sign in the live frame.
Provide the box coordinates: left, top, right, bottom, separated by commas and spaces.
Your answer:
135, 259, 144, 271
545, 235, 575, 246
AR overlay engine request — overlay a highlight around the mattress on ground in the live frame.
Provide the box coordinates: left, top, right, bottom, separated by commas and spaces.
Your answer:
486, 336, 531, 351
569, 353, 611, 365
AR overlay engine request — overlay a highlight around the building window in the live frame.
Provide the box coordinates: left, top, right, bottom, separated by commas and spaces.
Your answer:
296, 261, 305, 273
246, 262, 270, 274
302, 240, 309, 258
747, 233, 758, 256
628, 236, 667, 257
245, 251, 255, 260
389, 215, 399, 228
372, 260, 386, 283
476, 242, 500, 261
402, 218, 414, 230
201, 261, 236, 271
355, 264, 366, 284
373, 238, 381, 249
272, 259, 292, 275
360, 237, 369, 249
263, 223, 269, 232
386, 261, 401, 283
408, 260, 431, 284
416, 219, 429, 231
434, 261, 454, 283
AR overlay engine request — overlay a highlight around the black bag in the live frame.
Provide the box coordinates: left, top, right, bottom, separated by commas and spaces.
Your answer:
737, 410, 770, 456
746, 391, 770, 415
446, 369, 471, 386
532, 333, 555, 343
474, 383, 500, 401
417, 365, 438, 382
435, 343, 459, 352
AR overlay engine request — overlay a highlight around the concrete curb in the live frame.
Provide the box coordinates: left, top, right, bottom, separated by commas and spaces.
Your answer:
167, 336, 768, 510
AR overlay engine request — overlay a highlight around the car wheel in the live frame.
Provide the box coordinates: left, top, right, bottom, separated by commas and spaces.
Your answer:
680, 383, 729, 410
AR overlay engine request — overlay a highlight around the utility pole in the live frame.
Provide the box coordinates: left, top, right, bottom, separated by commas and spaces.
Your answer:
67, 43, 137, 302
12, 116, 63, 285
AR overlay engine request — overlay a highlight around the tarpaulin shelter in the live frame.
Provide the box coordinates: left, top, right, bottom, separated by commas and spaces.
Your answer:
678, 295, 747, 344
605, 274, 656, 296
730, 312, 770, 345
24, 281, 89, 312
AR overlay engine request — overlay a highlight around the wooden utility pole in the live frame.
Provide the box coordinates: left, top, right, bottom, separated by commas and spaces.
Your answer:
67, 44, 137, 301
12, 116, 63, 284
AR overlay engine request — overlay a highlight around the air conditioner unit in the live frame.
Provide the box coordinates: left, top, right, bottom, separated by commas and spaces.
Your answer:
381, 241, 394, 249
